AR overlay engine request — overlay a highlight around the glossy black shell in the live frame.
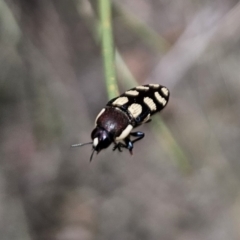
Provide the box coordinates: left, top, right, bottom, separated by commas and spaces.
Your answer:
106, 84, 169, 126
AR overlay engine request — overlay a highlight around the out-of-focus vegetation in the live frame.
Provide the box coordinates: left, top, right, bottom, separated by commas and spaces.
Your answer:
1, 0, 240, 239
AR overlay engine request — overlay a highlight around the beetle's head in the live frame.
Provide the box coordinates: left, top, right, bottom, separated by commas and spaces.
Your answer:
71, 127, 113, 162
91, 127, 112, 153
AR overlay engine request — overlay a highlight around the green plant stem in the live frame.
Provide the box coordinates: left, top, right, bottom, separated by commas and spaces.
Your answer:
152, 119, 191, 173
113, 3, 171, 53
99, 0, 119, 99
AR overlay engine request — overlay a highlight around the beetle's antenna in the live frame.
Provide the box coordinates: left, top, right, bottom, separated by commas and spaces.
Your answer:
71, 142, 92, 148
90, 149, 95, 162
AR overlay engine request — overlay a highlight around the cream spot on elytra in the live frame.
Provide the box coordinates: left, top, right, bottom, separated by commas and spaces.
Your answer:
154, 92, 167, 106
125, 90, 139, 96
136, 86, 149, 91
128, 104, 142, 118
161, 87, 169, 97
112, 97, 128, 106
142, 114, 151, 123
144, 97, 157, 111
149, 84, 159, 89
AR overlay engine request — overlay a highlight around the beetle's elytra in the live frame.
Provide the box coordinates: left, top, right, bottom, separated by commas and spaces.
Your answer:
72, 84, 170, 161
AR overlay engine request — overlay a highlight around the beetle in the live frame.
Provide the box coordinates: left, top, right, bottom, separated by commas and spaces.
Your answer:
72, 84, 170, 161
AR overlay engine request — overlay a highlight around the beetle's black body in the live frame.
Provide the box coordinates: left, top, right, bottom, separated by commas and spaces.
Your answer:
72, 84, 170, 161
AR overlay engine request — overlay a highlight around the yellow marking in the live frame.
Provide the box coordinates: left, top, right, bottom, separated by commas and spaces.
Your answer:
149, 84, 159, 89
115, 125, 133, 141
112, 97, 128, 106
154, 92, 167, 106
144, 97, 157, 111
161, 87, 169, 96
128, 103, 142, 118
93, 138, 99, 147
143, 114, 151, 123
136, 86, 149, 91
125, 90, 139, 96
95, 108, 105, 126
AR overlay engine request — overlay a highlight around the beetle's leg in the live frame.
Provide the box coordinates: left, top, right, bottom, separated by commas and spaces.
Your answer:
130, 131, 145, 143
124, 137, 134, 155
112, 132, 144, 154
113, 142, 126, 152
114, 132, 145, 154
112, 144, 121, 152
113, 139, 133, 154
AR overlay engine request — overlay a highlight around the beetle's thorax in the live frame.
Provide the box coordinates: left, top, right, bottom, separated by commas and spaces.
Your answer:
91, 107, 134, 152
95, 107, 131, 137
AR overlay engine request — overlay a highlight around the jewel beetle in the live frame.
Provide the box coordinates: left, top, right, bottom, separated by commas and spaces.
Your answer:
72, 84, 170, 161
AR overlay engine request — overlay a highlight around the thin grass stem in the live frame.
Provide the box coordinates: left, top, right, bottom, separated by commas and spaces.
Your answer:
99, 0, 119, 99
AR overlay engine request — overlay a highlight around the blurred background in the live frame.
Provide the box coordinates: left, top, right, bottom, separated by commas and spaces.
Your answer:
1, 0, 240, 239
